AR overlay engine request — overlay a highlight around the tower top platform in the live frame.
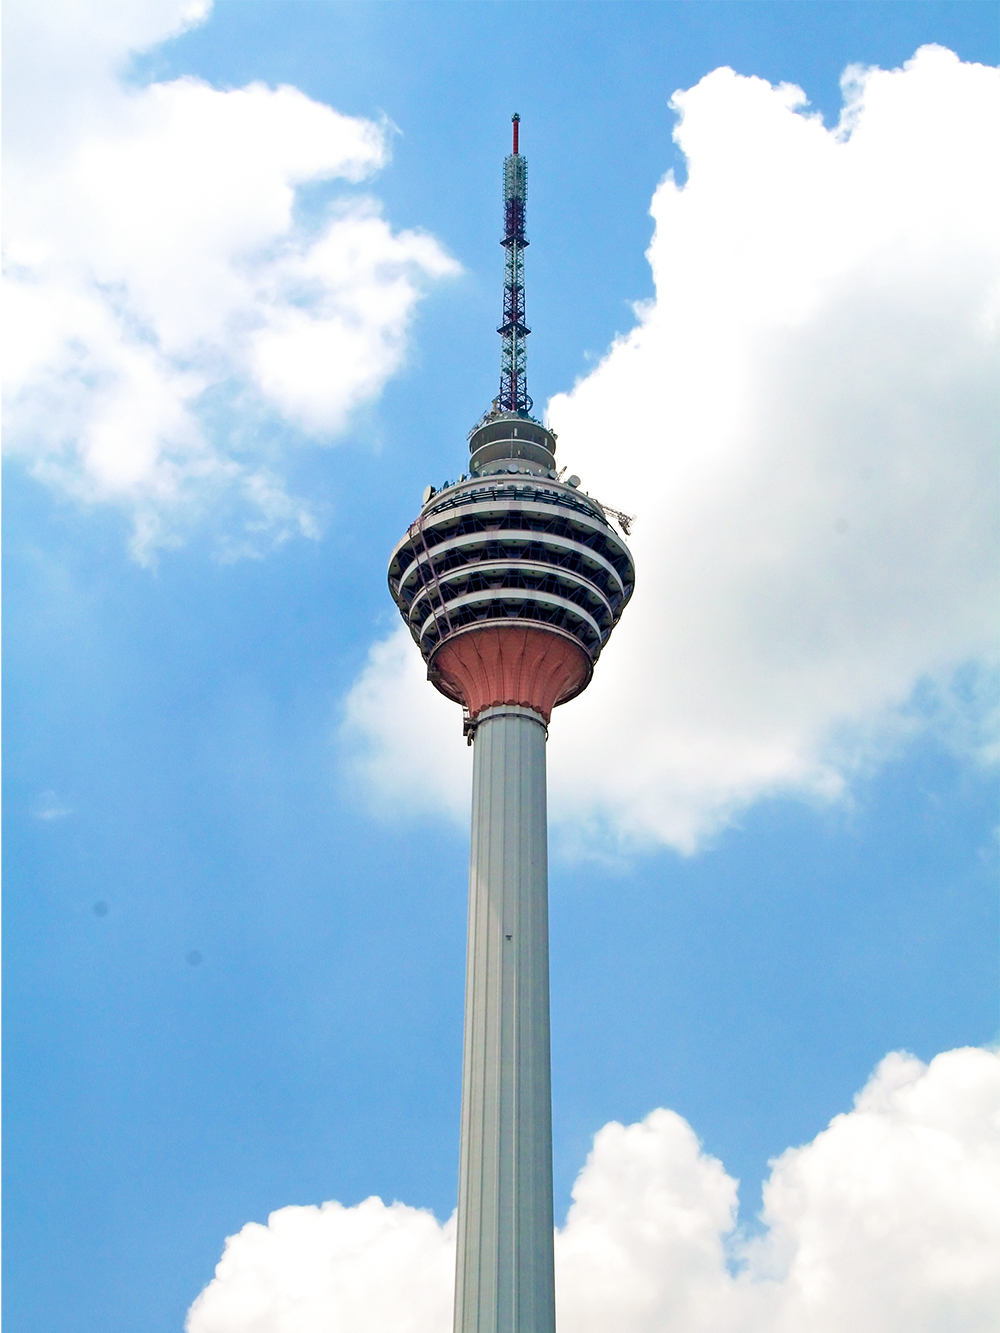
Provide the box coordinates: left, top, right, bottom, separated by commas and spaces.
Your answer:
468, 412, 557, 477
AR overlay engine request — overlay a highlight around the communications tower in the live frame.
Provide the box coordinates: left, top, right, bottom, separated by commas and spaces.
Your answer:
388, 115, 635, 1333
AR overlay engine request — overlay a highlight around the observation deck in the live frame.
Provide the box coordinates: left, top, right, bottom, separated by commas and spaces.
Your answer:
387, 412, 635, 725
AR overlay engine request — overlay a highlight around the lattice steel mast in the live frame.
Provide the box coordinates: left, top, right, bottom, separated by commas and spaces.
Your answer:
498, 113, 531, 414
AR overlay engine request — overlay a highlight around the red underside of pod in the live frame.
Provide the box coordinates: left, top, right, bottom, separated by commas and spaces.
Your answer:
432, 625, 590, 723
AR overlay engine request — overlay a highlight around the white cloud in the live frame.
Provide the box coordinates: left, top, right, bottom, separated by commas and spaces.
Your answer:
340, 625, 472, 823
187, 1197, 455, 1333
33, 788, 73, 820
344, 46, 999, 851
558, 1047, 1000, 1333
3, 0, 458, 561
187, 1045, 1000, 1333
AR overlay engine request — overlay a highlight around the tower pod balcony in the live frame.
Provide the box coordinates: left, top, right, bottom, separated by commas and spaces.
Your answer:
388, 474, 635, 716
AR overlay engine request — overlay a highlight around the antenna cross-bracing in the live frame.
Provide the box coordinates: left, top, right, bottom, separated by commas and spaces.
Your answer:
498, 113, 532, 414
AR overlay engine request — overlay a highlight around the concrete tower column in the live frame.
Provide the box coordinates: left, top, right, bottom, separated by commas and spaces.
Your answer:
454, 703, 555, 1333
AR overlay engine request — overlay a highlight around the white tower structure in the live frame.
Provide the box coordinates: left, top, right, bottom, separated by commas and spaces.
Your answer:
388, 115, 635, 1333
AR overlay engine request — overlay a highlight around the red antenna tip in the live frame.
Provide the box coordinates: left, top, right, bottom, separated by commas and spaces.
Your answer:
512, 112, 520, 155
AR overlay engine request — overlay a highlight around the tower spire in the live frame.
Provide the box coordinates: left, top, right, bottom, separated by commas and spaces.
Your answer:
498, 112, 531, 414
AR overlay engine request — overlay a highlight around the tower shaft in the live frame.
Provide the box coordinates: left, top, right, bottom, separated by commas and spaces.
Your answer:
454, 705, 555, 1333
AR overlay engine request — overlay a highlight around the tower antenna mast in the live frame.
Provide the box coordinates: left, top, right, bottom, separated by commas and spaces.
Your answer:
498, 112, 532, 413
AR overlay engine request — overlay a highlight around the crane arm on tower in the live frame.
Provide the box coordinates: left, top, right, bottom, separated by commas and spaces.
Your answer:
593, 500, 636, 537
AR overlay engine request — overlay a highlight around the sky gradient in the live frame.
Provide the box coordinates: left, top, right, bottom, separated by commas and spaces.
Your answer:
4, 4, 998, 1330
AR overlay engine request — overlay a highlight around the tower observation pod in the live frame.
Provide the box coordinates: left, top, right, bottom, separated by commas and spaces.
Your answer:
387, 115, 635, 1333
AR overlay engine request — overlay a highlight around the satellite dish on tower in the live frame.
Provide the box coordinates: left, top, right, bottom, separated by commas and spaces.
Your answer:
422, 485, 435, 505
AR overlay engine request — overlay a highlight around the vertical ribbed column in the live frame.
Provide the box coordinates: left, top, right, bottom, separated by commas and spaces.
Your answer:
454, 704, 556, 1333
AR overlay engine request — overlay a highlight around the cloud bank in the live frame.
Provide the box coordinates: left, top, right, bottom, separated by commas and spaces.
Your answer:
343, 45, 999, 851
3, 0, 458, 560
187, 1045, 1000, 1332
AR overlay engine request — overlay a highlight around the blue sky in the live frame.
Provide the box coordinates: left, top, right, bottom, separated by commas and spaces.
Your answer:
4, 4, 998, 1331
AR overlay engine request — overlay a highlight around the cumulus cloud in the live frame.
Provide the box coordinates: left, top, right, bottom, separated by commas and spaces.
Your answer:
187, 1045, 1000, 1332
3, 0, 458, 561
343, 45, 999, 851
187, 1197, 455, 1333
558, 1047, 1000, 1333
341, 626, 473, 823
33, 788, 73, 820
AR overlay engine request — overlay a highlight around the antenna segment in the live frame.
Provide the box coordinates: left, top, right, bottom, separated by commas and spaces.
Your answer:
498, 113, 531, 414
